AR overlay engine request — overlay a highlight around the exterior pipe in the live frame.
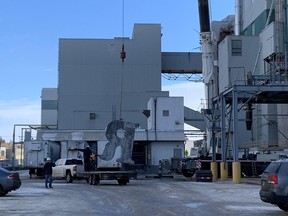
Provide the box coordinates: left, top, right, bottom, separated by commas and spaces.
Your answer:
154, 98, 157, 141
198, 0, 210, 32
235, 0, 242, 35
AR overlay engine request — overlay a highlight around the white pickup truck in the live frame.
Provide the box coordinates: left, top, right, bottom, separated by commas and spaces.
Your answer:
52, 158, 85, 183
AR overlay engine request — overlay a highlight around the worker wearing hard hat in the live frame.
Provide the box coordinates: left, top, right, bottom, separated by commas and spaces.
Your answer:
43, 157, 55, 188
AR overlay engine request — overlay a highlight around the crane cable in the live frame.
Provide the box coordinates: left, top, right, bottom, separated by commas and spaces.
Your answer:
120, 0, 126, 63
119, 0, 125, 120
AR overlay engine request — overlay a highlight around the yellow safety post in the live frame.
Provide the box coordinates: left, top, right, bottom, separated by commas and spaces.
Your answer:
232, 162, 241, 184
220, 162, 228, 181
210, 162, 218, 181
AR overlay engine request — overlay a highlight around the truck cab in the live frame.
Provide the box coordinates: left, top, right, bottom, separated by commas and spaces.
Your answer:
52, 158, 84, 183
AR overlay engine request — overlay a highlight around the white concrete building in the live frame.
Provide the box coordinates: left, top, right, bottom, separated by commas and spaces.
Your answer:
35, 24, 204, 171
41, 88, 57, 127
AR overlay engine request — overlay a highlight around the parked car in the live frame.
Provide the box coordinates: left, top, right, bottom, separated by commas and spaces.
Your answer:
195, 170, 213, 182
180, 158, 197, 178
259, 160, 288, 211
0, 167, 21, 196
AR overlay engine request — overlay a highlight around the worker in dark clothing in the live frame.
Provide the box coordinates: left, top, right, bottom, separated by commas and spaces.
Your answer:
83, 146, 93, 171
71, 145, 94, 171
43, 157, 55, 188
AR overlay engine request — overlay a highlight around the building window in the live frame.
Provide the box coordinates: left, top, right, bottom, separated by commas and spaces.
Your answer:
41, 100, 57, 110
0, 150, 5, 156
89, 113, 96, 120
163, 110, 169, 117
231, 40, 242, 56
251, 22, 255, 35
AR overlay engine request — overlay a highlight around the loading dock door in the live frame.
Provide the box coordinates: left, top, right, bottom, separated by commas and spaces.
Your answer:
132, 142, 147, 167
174, 148, 182, 158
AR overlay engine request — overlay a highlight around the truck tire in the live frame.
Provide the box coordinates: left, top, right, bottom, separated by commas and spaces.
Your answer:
278, 204, 288, 212
66, 172, 73, 183
117, 179, 129, 185
242, 168, 253, 177
88, 175, 93, 185
182, 170, 195, 178
0, 186, 4, 196
92, 175, 100, 185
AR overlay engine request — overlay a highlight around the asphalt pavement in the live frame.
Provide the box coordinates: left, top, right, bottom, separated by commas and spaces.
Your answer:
0, 171, 283, 216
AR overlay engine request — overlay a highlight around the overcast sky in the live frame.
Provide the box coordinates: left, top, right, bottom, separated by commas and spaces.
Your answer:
0, 0, 235, 141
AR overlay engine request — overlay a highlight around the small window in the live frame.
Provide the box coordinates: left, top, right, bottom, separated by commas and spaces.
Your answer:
174, 148, 182, 158
66, 159, 83, 165
90, 113, 96, 120
231, 40, 242, 56
163, 110, 169, 117
58, 160, 64, 166
41, 100, 57, 110
251, 22, 255, 35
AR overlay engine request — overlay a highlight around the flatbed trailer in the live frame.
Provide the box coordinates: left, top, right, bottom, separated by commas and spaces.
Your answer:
78, 170, 137, 185
72, 120, 139, 186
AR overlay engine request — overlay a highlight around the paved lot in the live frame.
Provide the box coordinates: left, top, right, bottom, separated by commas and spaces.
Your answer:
0, 173, 285, 216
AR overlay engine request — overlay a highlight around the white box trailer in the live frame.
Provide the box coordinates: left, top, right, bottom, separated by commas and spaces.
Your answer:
24, 141, 60, 177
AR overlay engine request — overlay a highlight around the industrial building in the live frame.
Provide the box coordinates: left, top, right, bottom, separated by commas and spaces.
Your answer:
196, 0, 288, 182
29, 23, 205, 172
21, 0, 288, 180
209, 0, 288, 149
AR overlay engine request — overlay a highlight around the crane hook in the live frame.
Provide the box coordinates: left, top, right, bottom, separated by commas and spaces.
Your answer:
120, 44, 126, 62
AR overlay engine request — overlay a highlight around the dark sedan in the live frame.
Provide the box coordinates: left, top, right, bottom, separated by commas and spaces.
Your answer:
260, 160, 288, 211
0, 167, 21, 196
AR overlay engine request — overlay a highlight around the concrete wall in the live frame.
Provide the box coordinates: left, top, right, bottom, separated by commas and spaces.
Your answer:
150, 141, 184, 166
147, 97, 184, 131
218, 35, 260, 92
217, 35, 261, 149
277, 104, 288, 147
41, 88, 57, 127
58, 24, 168, 130
242, 0, 271, 30
260, 22, 285, 59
